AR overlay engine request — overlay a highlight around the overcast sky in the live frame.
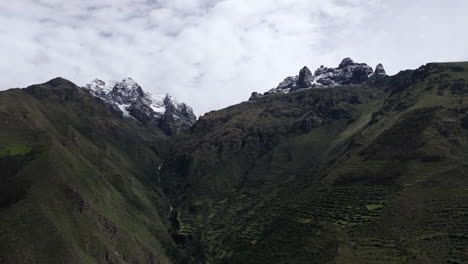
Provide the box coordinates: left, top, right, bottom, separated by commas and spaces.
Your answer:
1, 0, 467, 115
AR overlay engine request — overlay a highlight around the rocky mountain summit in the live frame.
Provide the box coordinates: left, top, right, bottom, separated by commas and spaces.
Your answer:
250, 57, 386, 100
85, 78, 196, 135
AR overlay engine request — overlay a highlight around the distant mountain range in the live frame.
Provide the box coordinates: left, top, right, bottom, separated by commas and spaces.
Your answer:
1, 59, 467, 264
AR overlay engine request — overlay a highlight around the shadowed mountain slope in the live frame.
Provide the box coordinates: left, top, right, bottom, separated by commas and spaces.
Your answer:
161, 62, 468, 264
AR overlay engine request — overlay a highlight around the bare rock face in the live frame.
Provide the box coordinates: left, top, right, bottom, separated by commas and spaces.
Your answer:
85, 78, 196, 135
338, 57, 355, 68
368, 63, 388, 83
297, 66, 314, 88
374, 63, 387, 76
351, 66, 372, 84
250, 58, 387, 100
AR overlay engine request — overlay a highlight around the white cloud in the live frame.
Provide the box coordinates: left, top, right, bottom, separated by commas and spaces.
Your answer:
0, 0, 467, 115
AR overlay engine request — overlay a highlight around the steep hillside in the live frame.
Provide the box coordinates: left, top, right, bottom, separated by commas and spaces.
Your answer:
0, 78, 182, 264
161, 62, 468, 263
1, 62, 467, 264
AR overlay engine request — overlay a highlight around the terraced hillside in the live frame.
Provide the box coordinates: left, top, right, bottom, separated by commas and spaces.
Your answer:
161, 62, 468, 263
0, 79, 181, 264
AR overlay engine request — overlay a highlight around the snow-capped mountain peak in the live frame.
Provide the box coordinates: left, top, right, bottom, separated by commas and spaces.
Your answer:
87, 79, 114, 96
250, 58, 387, 100
85, 78, 196, 135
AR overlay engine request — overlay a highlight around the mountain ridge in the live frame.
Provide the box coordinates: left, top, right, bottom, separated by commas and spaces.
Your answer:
1, 61, 468, 264
250, 57, 387, 100
161, 61, 468, 263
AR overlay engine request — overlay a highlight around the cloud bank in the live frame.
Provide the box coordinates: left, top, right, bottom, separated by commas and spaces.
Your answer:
1, 0, 467, 114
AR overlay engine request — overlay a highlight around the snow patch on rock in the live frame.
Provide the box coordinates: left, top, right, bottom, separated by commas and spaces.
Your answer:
250, 58, 387, 100
85, 78, 196, 134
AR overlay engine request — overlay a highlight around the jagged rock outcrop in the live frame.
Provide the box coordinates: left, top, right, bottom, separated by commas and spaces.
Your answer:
85, 78, 196, 135
374, 63, 387, 76
367, 63, 388, 83
250, 58, 387, 100
297, 66, 314, 88
338, 57, 355, 68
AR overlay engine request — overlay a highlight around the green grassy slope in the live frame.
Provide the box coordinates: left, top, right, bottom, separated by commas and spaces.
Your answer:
2, 62, 467, 264
0, 78, 181, 264
162, 62, 468, 263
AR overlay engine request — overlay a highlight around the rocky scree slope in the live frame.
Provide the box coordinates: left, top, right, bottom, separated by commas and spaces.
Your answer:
161, 61, 468, 264
86, 78, 196, 135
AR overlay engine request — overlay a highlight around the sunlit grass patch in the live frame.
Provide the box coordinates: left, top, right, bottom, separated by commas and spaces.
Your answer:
0, 144, 32, 157
366, 203, 384, 211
